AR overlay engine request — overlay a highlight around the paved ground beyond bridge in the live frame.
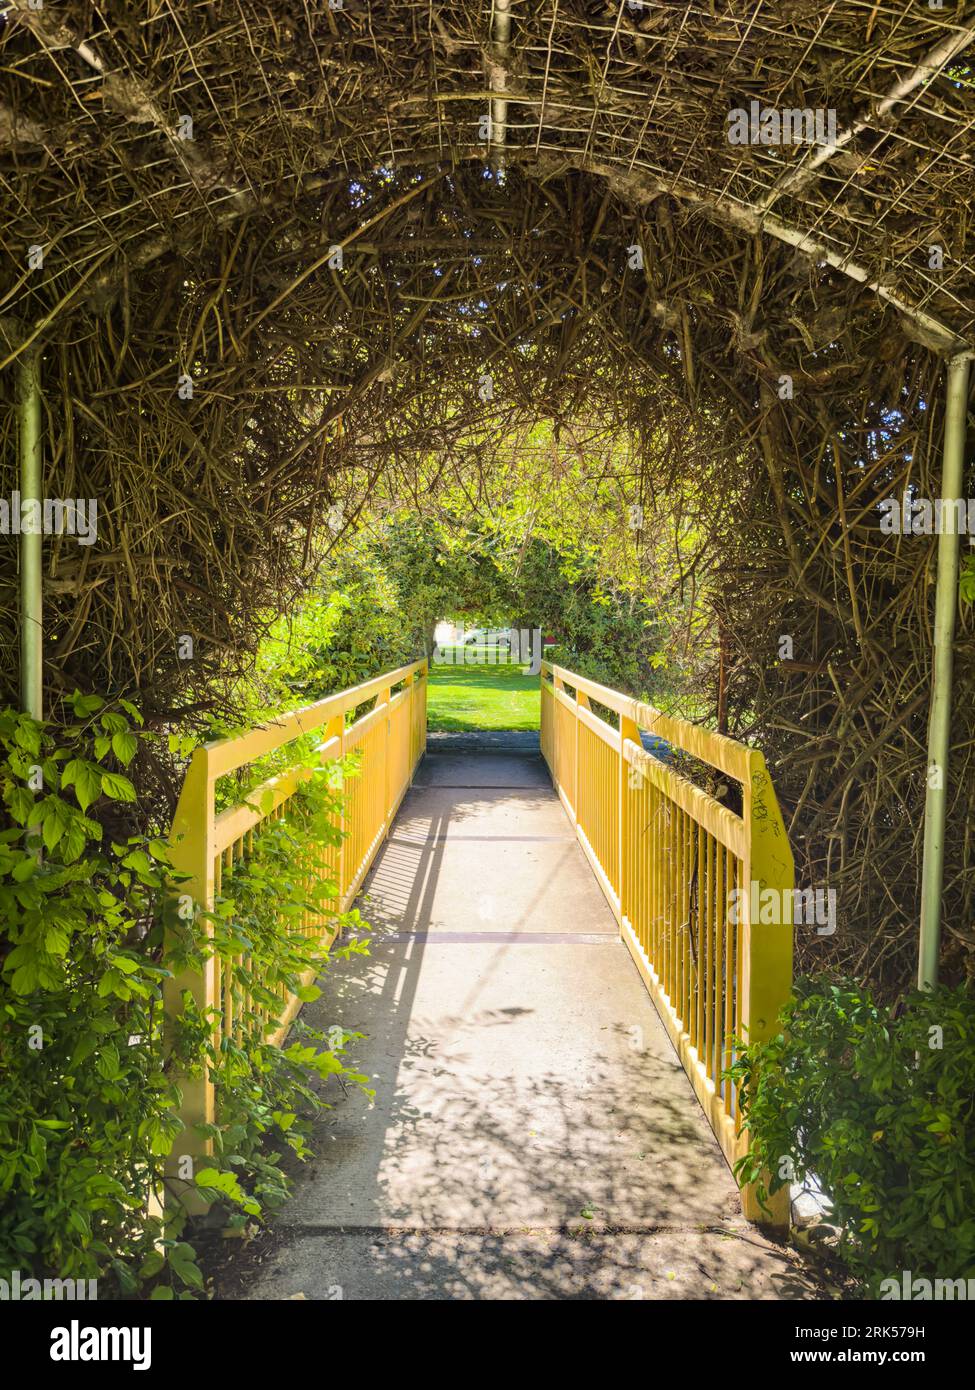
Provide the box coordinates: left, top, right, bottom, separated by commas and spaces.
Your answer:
223, 750, 819, 1300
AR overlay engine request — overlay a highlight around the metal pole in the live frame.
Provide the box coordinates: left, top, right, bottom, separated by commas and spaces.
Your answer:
17, 346, 43, 720
489, 0, 511, 167
918, 349, 973, 990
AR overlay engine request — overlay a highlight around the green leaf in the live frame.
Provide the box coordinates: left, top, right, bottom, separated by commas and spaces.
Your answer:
64, 760, 103, 811
122, 848, 153, 875
195, 1167, 261, 1216
960, 559, 975, 603
112, 731, 139, 766
14, 722, 42, 756
71, 692, 104, 717
119, 698, 145, 725
42, 811, 65, 853
139, 1251, 166, 1279
6, 788, 33, 825
170, 1244, 204, 1290
108, 954, 141, 976
100, 771, 137, 802
61, 820, 88, 864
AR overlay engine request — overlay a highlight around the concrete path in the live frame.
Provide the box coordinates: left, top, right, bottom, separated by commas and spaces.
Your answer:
224, 751, 818, 1300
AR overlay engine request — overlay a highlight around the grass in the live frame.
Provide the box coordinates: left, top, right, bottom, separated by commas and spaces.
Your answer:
427, 647, 541, 730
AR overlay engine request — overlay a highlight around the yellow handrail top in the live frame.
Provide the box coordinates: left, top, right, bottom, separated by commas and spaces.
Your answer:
198, 660, 427, 781
541, 659, 751, 783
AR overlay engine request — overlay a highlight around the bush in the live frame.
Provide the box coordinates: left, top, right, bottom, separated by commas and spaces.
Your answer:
731, 976, 975, 1294
0, 701, 371, 1297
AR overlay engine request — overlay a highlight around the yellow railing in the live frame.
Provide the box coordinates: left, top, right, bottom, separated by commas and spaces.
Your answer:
164, 660, 427, 1210
541, 661, 793, 1224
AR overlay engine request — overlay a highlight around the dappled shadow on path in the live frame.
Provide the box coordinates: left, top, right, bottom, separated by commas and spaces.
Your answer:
212, 753, 829, 1300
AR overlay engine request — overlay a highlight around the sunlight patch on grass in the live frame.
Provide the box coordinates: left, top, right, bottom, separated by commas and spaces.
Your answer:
427, 647, 541, 731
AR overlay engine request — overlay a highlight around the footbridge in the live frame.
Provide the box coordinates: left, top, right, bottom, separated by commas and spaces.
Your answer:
166, 660, 804, 1299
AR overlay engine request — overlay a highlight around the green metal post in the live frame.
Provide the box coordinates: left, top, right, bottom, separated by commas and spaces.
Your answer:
17, 347, 43, 720
918, 349, 973, 990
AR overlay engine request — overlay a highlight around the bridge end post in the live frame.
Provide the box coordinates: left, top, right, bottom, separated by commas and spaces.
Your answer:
739, 749, 795, 1228
163, 748, 217, 1217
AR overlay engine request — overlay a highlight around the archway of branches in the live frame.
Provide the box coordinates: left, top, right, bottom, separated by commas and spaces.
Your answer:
2, 3, 974, 994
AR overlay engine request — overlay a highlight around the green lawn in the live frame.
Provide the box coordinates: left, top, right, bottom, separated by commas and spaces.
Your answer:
427, 647, 541, 730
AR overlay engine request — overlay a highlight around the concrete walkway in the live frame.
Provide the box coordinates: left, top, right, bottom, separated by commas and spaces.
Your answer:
226, 751, 818, 1300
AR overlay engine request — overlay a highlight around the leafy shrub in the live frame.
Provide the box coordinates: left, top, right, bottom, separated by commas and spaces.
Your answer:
730, 976, 975, 1293
0, 700, 371, 1297
247, 533, 418, 711
166, 755, 373, 1230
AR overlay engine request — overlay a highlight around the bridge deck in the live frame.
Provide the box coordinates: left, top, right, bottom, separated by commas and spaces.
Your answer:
228, 751, 815, 1300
